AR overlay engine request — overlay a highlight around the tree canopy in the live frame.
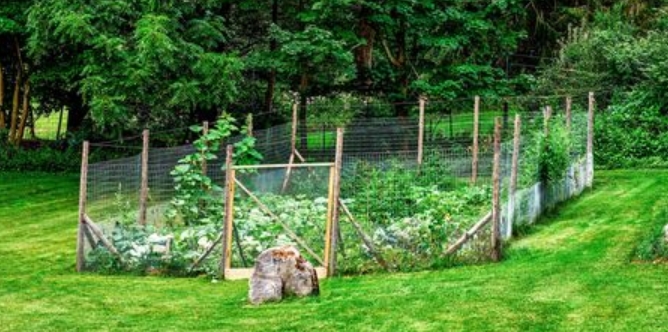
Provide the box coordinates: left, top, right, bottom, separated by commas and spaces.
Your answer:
0, 0, 666, 141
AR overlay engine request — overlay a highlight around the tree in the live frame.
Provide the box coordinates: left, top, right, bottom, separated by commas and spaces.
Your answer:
27, 0, 243, 137
0, 0, 33, 145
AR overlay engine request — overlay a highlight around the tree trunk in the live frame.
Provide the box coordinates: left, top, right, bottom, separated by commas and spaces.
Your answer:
0, 59, 5, 130
66, 95, 88, 133
263, 0, 279, 113
15, 79, 30, 145
354, 7, 376, 92
8, 69, 21, 144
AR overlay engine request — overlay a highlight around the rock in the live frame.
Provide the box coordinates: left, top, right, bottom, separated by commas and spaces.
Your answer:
248, 245, 320, 305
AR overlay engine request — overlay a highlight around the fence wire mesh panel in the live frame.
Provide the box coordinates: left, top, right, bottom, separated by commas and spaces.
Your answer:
229, 164, 333, 271
77, 93, 595, 277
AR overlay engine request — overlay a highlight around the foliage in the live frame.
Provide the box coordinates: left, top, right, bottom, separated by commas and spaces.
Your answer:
521, 118, 573, 185
86, 223, 220, 277
535, 7, 668, 168
0, 137, 81, 172
26, 0, 243, 135
166, 114, 262, 226
633, 206, 668, 261
595, 91, 668, 168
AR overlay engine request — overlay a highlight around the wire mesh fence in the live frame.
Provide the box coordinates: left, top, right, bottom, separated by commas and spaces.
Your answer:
77, 93, 596, 278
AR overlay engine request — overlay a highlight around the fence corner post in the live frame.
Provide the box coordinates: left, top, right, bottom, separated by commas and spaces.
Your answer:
76, 141, 90, 272
587, 92, 595, 187
220, 144, 235, 279
328, 127, 344, 277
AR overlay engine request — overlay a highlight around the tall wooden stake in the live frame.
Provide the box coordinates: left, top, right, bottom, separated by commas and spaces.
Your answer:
220, 145, 235, 278
587, 92, 595, 187
507, 114, 521, 239
202, 121, 209, 176
417, 97, 425, 166
76, 141, 90, 272
324, 166, 335, 271
138, 129, 149, 225
247, 113, 254, 137
328, 128, 344, 276
281, 103, 299, 192
471, 96, 480, 184
565, 96, 572, 132
491, 117, 502, 262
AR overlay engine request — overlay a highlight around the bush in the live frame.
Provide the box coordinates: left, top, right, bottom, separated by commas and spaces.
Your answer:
0, 143, 81, 172
633, 207, 668, 261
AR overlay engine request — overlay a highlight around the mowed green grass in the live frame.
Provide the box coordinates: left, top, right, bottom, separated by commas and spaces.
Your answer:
1, 170, 668, 331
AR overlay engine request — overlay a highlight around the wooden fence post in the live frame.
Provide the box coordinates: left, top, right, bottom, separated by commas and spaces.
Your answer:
417, 97, 425, 166
281, 103, 299, 192
247, 113, 254, 137
565, 96, 572, 131
471, 96, 480, 184
328, 127, 344, 276
587, 92, 595, 187
137, 129, 149, 225
202, 121, 209, 176
507, 114, 521, 239
76, 141, 90, 272
220, 145, 235, 278
491, 117, 502, 262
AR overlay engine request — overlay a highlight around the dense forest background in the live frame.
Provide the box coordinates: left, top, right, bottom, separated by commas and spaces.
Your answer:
1, 0, 667, 169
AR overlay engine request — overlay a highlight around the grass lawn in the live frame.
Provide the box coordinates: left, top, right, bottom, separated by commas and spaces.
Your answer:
1, 170, 668, 331
23, 110, 68, 141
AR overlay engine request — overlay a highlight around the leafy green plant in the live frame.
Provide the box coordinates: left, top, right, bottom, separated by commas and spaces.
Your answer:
521, 119, 572, 185
166, 114, 262, 226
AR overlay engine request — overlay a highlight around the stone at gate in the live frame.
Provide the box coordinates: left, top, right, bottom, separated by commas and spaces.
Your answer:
248, 246, 319, 305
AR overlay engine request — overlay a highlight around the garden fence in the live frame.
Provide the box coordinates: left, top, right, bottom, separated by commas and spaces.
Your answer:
75, 92, 595, 277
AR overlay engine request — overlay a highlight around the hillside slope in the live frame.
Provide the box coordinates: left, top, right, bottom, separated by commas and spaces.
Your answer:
0, 170, 667, 331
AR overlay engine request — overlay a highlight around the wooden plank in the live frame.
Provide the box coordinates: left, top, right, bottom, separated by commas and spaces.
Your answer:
83, 222, 97, 249
280, 153, 296, 192
417, 97, 425, 166
491, 117, 502, 262
444, 212, 492, 255
294, 149, 306, 163
189, 231, 224, 272
507, 114, 521, 239
565, 96, 572, 131
83, 214, 123, 261
328, 128, 344, 276
587, 92, 595, 187
202, 121, 209, 176
471, 96, 480, 184
234, 162, 334, 170
234, 178, 325, 267
224, 267, 328, 281
220, 145, 234, 278
138, 129, 149, 225
76, 141, 89, 272
339, 199, 390, 271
